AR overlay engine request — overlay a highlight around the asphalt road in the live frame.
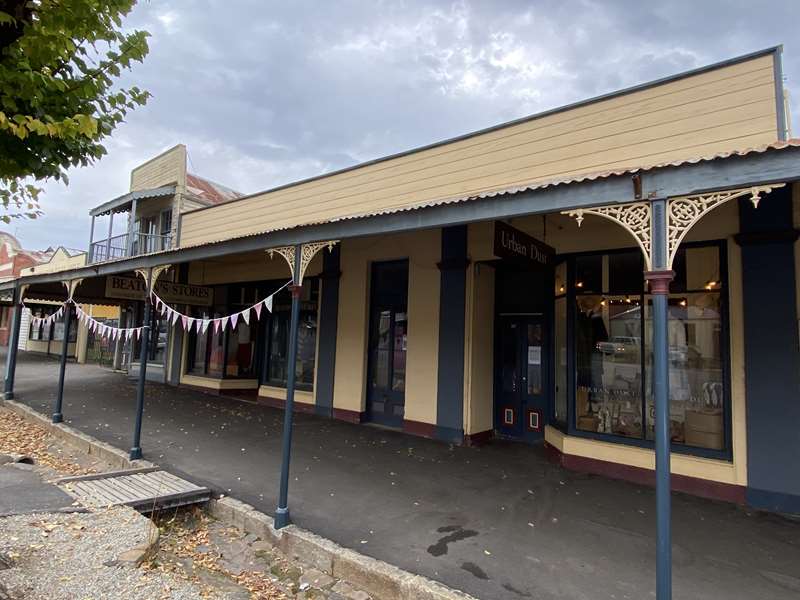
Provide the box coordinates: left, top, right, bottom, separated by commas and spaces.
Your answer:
8, 352, 800, 599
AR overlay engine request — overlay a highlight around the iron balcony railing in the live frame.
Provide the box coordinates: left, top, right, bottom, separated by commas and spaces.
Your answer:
88, 232, 172, 263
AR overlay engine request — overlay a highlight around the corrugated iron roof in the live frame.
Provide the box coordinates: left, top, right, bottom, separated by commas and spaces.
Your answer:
176, 139, 800, 250
186, 173, 244, 205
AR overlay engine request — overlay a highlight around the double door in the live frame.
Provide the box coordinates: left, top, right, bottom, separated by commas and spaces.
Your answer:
495, 315, 548, 441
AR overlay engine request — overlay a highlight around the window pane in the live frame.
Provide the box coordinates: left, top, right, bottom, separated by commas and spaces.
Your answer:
266, 280, 318, 388
296, 311, 317, 386
554, 297, 567, 426
575, 255, 602, 294
499, 320, 518, 394
575, 295, 643, 438
269, 313, 289, 384
608, 251, 643, 294
645, 293, 724, 450
371, 310, 391, 390
554, 261, 567, 296
391, 312, 407, 392
526, 323, 543, 395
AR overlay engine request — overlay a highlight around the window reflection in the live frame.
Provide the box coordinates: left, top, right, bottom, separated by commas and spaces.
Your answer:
645, 293, 724, 449
576, 295, 643, 438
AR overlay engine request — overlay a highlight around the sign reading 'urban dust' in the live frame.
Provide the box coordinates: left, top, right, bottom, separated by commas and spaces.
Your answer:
493, 221, 555, 266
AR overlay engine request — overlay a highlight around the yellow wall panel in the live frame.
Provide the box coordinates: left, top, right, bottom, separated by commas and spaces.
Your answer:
332, 230, 441, 422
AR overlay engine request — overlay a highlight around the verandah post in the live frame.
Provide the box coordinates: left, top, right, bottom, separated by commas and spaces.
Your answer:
3, 286, 21, 400
130, 267, 152, 460
52, 303, 73, 423
275, 244, 302, 529
645, 198, 675, 600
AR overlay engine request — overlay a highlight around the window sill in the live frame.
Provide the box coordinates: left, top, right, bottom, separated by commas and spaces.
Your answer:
545, 425, 743, 486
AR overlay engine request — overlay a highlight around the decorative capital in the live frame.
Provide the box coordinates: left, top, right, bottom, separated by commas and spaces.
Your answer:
644, 270, 675, 295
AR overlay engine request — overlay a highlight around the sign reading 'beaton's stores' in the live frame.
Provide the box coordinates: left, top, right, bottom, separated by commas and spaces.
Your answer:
105, 276, 213, 306
493, 221, 555, 266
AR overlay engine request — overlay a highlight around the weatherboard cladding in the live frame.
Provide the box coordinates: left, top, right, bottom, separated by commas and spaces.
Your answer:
179, 51, 780, 248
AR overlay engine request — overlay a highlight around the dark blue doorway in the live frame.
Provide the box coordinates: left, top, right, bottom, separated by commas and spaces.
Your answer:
494, 265, 553, 443
366, 260, 409, 428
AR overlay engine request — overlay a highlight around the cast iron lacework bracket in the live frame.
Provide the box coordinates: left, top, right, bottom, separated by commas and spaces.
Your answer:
267, 241, 339, 285
61, 279, 84, 301
134, 264, 173, 293
562, 183, 785, 270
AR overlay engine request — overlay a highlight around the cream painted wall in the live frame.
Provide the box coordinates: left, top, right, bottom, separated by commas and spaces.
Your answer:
332, 230, 441, 423
130, 145, 186, 192
463, 260, 494, 434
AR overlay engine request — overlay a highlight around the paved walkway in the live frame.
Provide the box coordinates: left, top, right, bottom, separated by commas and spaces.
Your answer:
7, 352, 800, 599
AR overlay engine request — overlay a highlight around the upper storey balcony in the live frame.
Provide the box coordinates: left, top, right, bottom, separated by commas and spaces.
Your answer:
87, 185, 177, 264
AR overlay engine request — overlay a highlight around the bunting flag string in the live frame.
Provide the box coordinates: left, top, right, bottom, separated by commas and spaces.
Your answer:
25, 299, 147, 342
72, 303, 145, 342
151, 280, 290, 334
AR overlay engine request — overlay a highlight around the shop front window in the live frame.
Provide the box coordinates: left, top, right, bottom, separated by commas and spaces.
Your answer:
266, 280, 318, 388
567, 244, 728, 455
576, 294, 643, 438
188, 306, 225, 377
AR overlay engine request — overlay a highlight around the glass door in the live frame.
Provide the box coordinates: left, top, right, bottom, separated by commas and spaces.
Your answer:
366, 260, 409, 427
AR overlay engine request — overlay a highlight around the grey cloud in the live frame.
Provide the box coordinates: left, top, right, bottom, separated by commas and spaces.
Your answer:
12, 0, 799, 250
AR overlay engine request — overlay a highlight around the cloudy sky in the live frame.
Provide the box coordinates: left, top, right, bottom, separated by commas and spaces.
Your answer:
11, 0, 800, 250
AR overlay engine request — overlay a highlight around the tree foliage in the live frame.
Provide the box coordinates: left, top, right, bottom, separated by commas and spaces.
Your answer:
0, 0, 150, 222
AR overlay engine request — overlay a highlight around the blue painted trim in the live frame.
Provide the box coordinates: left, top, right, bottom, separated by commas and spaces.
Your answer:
435, 425, 465, 444
436, 226, 468, 435
315, 246, 340, 418
746, 487, 800, 515
183, 47, 782, 219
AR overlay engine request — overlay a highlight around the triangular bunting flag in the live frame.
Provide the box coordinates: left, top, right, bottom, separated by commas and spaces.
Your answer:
254, 301, 263, 320
221, 316, 229, 331
135, 328, 141, 340
213, 318, 221, 334
241, 309, 250, 325
202, 319, 210, 334
230, 312, 239, 330
265, 295, 273, 313
181, 315, 189, 330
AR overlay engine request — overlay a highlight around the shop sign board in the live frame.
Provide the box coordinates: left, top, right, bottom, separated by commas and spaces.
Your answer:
105, 276, 213, 306
493, 221, 555, 266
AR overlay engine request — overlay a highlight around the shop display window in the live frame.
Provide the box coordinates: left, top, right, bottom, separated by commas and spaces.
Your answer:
567, 244, 728, 455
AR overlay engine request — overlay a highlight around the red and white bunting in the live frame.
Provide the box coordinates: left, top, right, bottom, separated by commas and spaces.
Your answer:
149, 279, 289, 335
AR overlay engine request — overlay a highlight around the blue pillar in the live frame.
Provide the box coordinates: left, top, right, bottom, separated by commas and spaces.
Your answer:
315, 245, 340, 418
737, 187, 800, 512
645, 198, 674, 600
436, 225, 468, 442
52, 304, 73, 423
3, 287, 21, 400
130, 269, 152, 460
275, 245, 302, 529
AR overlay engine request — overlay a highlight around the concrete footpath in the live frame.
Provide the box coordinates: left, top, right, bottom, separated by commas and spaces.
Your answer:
7, 352, 800, 600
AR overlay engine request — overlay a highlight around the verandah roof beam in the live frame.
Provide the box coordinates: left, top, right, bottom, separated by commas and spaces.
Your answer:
4, 145, 799, 292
